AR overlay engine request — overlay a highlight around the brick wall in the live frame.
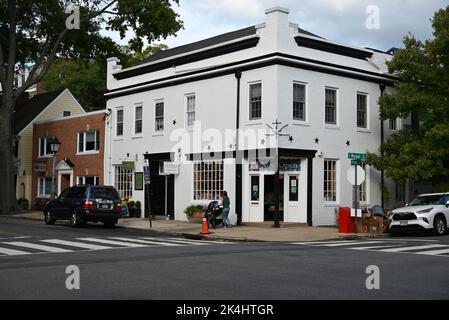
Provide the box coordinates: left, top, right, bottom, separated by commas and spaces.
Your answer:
31, 112, 105, 210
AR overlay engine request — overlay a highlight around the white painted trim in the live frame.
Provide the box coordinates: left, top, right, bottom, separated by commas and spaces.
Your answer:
33, 109, 105, 125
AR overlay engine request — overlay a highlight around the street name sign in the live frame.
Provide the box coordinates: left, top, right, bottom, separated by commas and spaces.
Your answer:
348, 153, 366, 161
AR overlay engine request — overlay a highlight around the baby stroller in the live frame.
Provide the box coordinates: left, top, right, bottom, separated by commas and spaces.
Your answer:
205, 200, 224, 229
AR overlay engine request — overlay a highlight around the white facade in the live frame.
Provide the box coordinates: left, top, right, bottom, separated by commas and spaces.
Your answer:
104, 7, 398, 226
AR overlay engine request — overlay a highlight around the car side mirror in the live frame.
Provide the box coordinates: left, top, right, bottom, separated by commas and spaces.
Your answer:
446, 200, 449, 208
405, 203, 409, 207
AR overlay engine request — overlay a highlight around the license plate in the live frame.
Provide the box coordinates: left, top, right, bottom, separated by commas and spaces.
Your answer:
100, 204, 110, 209
400, 220, 408, 226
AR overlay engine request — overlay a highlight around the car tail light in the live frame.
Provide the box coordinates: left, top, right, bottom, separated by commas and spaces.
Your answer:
84, 200, 94, 209
115, 203, 123, 212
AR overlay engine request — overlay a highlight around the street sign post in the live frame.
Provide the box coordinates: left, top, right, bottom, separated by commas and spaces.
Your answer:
347, 153, 366, 234
143, 158, 152, 228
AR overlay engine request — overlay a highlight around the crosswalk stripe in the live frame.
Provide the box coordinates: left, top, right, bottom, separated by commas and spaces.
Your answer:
41, 239, 113, 250
77, 238, 147, 248
140, 237, 208, 245
349, 245, 404, 251
5, 241, 73, 253
377, 244, 448, 253
321, 241, 387, 247
413, 248, 449, 256
291, 240, 373, 246
0, 247, 32, 256
109, 237, 180, 246
164, 237, 226, 245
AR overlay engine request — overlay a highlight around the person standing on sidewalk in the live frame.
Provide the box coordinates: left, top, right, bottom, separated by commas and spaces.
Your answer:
221, 191, 231, 228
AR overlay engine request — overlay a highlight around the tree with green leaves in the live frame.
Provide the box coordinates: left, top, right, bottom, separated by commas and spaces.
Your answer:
367, 6, 449, 192
0, 0, 183, 214
42, 44, 168, 109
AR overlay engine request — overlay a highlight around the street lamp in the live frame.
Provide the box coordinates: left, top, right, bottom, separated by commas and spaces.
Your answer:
265, 119, 291, 228
48, 137, 61, 200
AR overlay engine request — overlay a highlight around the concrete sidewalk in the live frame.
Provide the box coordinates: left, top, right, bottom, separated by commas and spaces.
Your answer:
4, 211, 389, 242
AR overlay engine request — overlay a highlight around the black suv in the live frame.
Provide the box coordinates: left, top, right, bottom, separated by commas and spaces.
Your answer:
43, 185, 123, 227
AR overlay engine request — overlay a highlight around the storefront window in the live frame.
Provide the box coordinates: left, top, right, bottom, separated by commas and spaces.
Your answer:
289, 176, 298, 202
251, 176, 260, 202
114, 166, 133, 199
193, 161, 223, 201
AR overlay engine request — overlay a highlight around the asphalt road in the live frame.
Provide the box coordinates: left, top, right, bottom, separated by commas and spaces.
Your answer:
0, 217, 448, 300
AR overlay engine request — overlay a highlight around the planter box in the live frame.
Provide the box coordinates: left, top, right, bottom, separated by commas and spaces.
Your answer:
187, 210, 205, 224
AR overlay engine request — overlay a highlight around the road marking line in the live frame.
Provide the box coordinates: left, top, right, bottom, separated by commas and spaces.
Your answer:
5, 241, 73, 253
413, 248, 449, 256
140, 237, 208, 245
0, 236, 32, 240
165, 237, 226, 245
291, 240, 371, 245
109, 237, 180, 246
0, 247, 32, 256
321, 241, 388, 247
349, 245, 405, 250
378, 244, 448, 253
41, 239, 113, 250
77, 238, 147, 248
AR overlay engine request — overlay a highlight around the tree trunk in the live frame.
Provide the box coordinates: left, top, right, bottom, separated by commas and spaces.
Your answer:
0, 94, 18, 214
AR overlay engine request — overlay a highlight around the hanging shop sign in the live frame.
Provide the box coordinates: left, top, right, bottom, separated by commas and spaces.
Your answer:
159, 162, 179, 175
33, 162, 47, 172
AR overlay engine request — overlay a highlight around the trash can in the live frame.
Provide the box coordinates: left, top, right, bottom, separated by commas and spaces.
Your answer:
338, 207, 355, 233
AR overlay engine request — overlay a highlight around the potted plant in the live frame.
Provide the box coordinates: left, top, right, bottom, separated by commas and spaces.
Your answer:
135, 201, 142, 218
184, 204, 205, 223
127, 200, 136, 217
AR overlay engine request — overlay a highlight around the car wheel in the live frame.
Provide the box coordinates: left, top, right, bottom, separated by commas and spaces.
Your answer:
44, 211, 56, 225
103, 220, 117, 228
70, 211, 83, 227
433, 215, 447, 236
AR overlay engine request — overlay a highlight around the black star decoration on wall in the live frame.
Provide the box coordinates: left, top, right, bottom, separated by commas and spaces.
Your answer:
207, 145, 211, 150
261, 138, 265, 145
346, 140, 351, 146
173, 120, 177, 125
288, 136, 294, 143
229, 144, 235, 150
314, 137, 319, 144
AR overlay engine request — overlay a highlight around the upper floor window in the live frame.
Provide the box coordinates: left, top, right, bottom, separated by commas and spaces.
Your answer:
389, 118, 398, 131
78, 131, 99, 153
293, 83, 306, 121
155, 101, 164, 132
116, 109, 124, 136
249, 83, 262, 120
38, 137, 52, 157
135, 104, 143, 134
325, 88, 337, 125
186, 95, 196, 127
357, 93, 368, 128
63, 111, 71, 117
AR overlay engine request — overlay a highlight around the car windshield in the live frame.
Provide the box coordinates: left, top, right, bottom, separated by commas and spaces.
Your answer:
90, 187, 120, 200
409, 195, 443, 206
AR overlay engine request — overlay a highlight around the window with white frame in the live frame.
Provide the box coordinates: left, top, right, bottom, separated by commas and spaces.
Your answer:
63, 111, 71, 117
324, 159, 337, 202
114, 166, 133, 199
293, 83, 306, 121
325, 88, 337, 125
77, 176, 99, 186
357, 93, 368, 128
135, 104, 143, 134
155, 101, 164, 132
358, 164, 367, 202
193, 161, 224, 201
38, 137, 53, 157
116, 109, 124, 136
78, 131, 99, 153
389, 118, 398, 130
249, 83, 262, 120
186, 95, 196, 127
38, 177, 53, 197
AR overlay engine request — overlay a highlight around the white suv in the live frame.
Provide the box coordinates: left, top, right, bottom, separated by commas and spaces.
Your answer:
389, 193, 449, 236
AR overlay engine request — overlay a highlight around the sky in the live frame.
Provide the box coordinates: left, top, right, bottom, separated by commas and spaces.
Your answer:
104, 0, 449, 52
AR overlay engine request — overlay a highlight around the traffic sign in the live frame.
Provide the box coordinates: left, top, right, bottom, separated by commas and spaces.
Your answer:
143, 159, 151, 185
347, 166, 366, 186
351, 159, 362, 166
348, 153, 366, 161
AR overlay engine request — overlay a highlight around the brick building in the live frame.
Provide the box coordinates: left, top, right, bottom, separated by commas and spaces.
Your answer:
31, 110, 106, 210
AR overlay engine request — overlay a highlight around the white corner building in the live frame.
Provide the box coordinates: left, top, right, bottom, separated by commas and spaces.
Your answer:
104, 7, 407, 226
